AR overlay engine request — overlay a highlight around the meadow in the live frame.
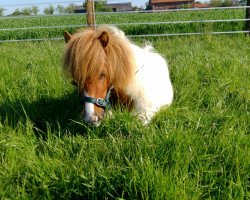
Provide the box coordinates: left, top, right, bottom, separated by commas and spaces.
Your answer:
0, 34, 249, 199
0, 8, 247, 40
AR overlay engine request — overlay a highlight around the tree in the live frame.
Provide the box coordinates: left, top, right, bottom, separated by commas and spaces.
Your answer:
221, 0, 234, 6
31, 6, 39, 15
133, 6, 139, 11
57, 5, 65, 13
11, 8, 22, 16
232, 0, 240, 5
89, 0, 111, 12
64, 3, 75, 13
0, 7, 5, 16
239, 0, 247, 5
44, 5, 55, 15
22, 7, 32, 15
210, 0, 240, 6
132, 6, 145, 11
210, 0, 223, 6
94, 0, 106, 12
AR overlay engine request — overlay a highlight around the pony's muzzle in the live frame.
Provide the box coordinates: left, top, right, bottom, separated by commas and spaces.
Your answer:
83, 113, 102, 127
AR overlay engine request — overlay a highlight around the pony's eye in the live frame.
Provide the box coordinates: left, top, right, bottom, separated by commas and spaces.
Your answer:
99, 73, 106, 79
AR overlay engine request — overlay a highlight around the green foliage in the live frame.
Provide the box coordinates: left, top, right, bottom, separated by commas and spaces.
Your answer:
210, 0, 239, 7
10, 8, 22, 16
239, 0, 247, 5
64, 3, 76, 14
221, 0, 235, 6
56, 4, 77, 14
7, 6, 39, 16
210, 0, 223, 6
95, 0, 112, 12
31, 6, 39, 15
0, 7, 5, 16
43, 5, 55, 15
56, 5, 65, 14
21, 7, 32, 16
0, 35, 249, 199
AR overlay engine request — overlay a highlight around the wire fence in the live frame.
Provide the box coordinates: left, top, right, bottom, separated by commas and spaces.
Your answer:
0, 3, 250, 43
1, 18, 250, 31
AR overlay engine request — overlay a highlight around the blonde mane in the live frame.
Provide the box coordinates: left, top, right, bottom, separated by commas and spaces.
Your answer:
63, 26, 135, 93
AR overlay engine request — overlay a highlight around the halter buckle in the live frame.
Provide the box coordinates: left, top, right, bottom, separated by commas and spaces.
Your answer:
95, 98, 106, 107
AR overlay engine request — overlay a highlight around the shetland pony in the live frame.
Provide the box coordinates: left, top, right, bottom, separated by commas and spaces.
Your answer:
63, 26, 173, 126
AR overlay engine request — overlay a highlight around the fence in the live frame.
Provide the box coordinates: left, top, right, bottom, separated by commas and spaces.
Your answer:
0, 1, 250, 43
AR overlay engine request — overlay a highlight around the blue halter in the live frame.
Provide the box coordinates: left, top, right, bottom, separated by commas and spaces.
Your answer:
78, 65, 144, 110
80, 86, 114, 110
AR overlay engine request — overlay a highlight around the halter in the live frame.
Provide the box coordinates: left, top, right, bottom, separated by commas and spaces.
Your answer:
79, 65, 144, 110
80, 86, 114, 110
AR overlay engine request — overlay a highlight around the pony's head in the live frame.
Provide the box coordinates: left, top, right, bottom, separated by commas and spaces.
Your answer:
63, 26, 135, 126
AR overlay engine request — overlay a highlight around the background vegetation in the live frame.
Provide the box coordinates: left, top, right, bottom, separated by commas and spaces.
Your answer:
0, 34, 249, 199
0, 8, 247, 41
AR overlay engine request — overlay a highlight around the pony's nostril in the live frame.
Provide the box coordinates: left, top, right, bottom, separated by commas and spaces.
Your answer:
91, 114, 99, 122
84, 114, 99, 123
84, 116, 101, 127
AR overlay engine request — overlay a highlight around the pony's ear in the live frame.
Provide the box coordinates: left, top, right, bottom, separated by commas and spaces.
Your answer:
64, 31, 72, 43
98, 31, 109, 48
71, 80, 78, 87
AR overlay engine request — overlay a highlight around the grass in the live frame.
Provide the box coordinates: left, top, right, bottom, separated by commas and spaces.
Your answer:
0, 35, 249, 199
0, 9, 246, 40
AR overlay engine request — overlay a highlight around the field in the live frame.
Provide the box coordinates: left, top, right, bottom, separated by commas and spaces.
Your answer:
0, 33, 249, 199
0, 8, 247, 40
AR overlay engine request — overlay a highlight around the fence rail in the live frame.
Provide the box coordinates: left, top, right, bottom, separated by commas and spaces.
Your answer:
1, 30, 249, 43
0, 5, 250, 42
1, 18, 250, 32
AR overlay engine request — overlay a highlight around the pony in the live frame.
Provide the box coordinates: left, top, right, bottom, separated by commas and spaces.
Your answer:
63, 26, 173, 126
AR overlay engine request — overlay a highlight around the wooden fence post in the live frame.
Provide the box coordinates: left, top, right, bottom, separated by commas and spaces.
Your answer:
246, 0, 250, 34
86, 0, 96, 29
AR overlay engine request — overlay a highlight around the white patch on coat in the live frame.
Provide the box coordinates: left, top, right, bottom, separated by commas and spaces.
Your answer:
125, 44, 174, 123
83, 91, 99, 125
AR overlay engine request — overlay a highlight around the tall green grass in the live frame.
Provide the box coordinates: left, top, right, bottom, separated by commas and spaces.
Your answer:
0, 35, 249, 199
0, 9, 246, 40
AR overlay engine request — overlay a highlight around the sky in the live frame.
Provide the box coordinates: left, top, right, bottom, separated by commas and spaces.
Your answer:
0, 0, 148, 15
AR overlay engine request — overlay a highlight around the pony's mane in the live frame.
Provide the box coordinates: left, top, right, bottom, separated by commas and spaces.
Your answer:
63, 26, 135, 92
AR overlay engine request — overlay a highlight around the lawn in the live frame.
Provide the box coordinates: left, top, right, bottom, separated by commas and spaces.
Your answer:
0, 34, 249, 199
